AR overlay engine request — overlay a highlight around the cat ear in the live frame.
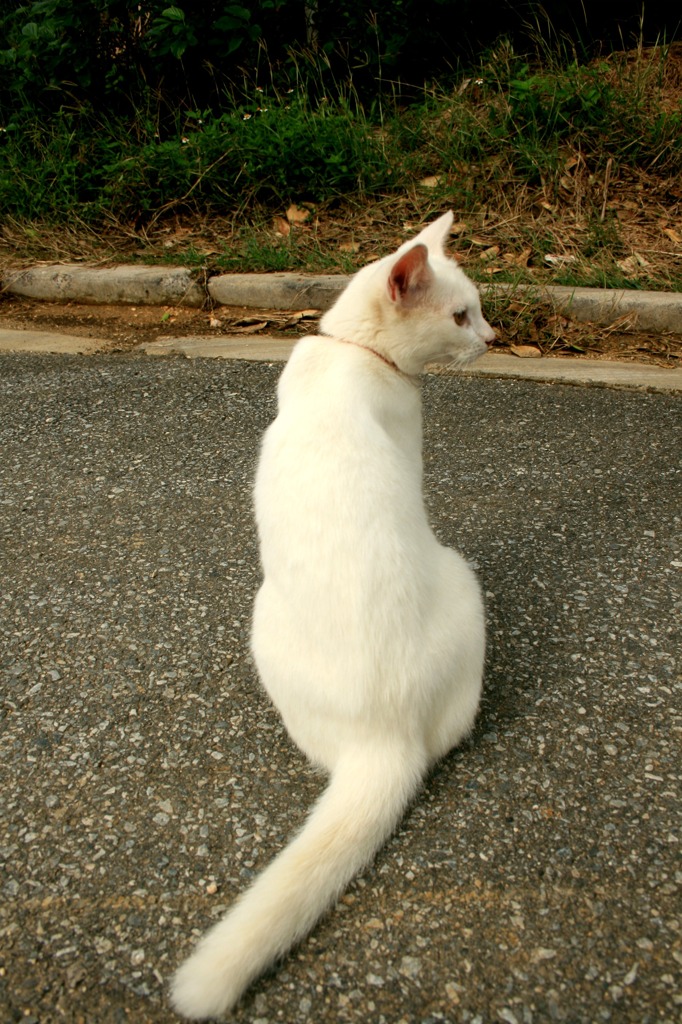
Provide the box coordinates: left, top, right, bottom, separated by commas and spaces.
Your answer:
387, 243, 432, 303
413, 211, 454, 252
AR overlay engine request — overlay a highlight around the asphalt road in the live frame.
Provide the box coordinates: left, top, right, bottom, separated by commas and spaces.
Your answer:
0, 353, 680, 1024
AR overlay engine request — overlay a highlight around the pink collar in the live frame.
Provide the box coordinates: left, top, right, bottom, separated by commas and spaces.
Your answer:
321, 333, 407, 376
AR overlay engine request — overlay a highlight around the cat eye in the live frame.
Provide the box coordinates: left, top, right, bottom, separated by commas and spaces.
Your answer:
453, 310, 468, 327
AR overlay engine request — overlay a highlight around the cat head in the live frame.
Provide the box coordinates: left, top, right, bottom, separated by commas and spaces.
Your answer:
320, 211, 496, 375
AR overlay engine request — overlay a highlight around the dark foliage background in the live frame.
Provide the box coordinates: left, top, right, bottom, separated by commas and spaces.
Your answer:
1, 0, 679, 118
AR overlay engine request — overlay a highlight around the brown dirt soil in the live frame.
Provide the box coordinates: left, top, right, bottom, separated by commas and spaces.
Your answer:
0, 295, 680, 367
0, 299, 315, 353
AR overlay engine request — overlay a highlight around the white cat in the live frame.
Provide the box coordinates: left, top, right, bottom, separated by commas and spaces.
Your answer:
170, 211, 495, 1019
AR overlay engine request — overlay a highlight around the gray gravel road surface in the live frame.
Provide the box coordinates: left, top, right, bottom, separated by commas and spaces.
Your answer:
1, 354, 680, 1024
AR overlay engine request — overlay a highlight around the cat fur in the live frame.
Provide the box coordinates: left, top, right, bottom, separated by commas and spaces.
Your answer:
170, 211, 494, 1019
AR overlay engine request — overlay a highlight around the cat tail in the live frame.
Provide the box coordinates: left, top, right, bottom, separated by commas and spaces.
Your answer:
170, 739, 425, 1020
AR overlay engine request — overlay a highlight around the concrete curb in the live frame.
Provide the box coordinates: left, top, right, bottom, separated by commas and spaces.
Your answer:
2, 265, 205, 307
143, 335, 296, 362
139, 334, 682, 392
483, 282, 682, 333
1, 325, 680, 391
0, 328, 111, 355
208, 272, 343, 311
208, 275, 682, 333
2, 264, 681, 332
457, 350, 682, 390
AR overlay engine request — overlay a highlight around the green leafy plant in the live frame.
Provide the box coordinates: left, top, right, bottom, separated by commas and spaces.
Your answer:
145, 6, 198, 61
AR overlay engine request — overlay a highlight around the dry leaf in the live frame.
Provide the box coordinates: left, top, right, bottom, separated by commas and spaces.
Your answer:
503, 248, 532, 267
231, 320, 269, 334
616, 253, 650, 274
547, 314, 570, 330
419, 175, 442, 188
273, 216, 290, 236
234, 316, 272, 327
662, 227, 681, 244
208, 316, 222, 328
451, 221, 468, 235
510, 344, 542, 358
282, 310, 321, 328
544, 253, 577, 267
479, 245, 500, 260
286, 204, 310, 224
339, 242, 360, 253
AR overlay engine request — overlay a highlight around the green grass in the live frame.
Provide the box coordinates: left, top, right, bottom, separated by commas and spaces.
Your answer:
1, 40, 680, 289
149, 231, 360, 274
2, 44, 679, 219
212, 234, 359, 274
0, 95, 393, 221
